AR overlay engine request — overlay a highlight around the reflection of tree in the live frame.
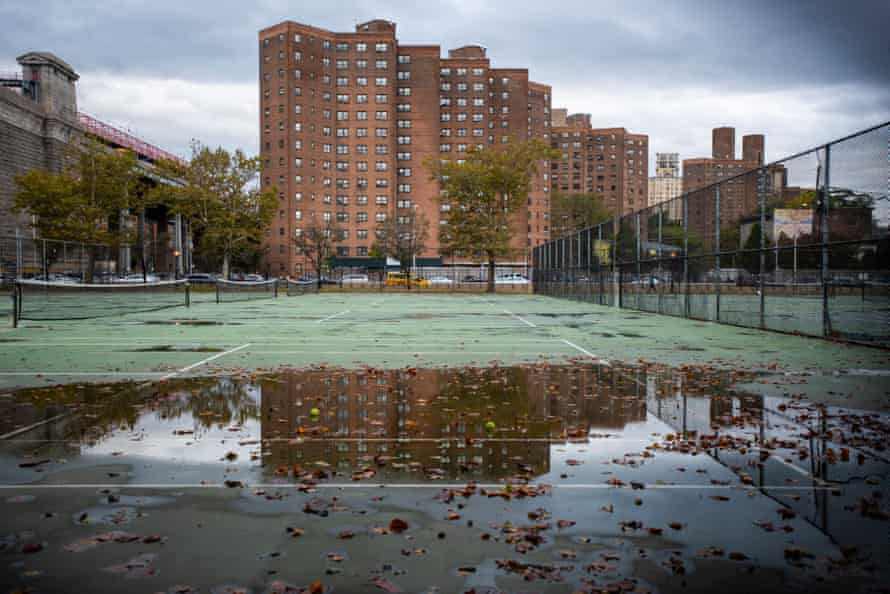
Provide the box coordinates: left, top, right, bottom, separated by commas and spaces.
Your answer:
151, 378, 259, 437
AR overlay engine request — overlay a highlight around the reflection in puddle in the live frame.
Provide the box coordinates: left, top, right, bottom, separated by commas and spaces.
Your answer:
0, 364, 887, 593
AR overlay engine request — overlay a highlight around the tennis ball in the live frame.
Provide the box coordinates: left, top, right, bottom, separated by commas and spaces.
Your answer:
310, 407, 321, 418
484, 421, 496, 433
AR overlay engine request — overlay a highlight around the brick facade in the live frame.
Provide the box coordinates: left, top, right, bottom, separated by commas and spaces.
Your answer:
258, 19, 552, 276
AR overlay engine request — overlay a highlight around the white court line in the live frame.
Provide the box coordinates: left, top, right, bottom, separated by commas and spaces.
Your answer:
0, 483, 841, 491
561, 339, 611, 367
7, 436, 654, 443
160, 343, 251, 381
503, 309, 536, 328
316, 310, 351, 323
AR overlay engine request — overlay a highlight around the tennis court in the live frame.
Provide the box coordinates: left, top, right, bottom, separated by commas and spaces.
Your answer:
1, 287, 888, 593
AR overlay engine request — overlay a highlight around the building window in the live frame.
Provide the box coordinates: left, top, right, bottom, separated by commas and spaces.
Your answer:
397, 54, 410, 64
356, 42, 367, 52
375, 59, 388, 69
397, 87, 411, 96
396, 103, 411, 112
375, 42, 388, 52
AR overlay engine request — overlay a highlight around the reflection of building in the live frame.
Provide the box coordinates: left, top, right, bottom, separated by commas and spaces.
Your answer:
259, 365, 646, 482
549, 112, 649, 217
648, 152, 683, 220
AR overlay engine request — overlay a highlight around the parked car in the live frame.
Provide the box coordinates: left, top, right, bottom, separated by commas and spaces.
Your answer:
300, 275, 338, 286
242, 274, 265, 282
495, 273, 530, 285
186, 273, 217, 284
462, 275, 483, 283
117, 273, 160, 283
427, 276, 454, 285
386, 272, 431, 287
340, 274, 370, 284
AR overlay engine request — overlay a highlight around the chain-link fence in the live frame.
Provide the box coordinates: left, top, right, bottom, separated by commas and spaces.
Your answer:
0, 235, 180, 286
533, 122, 890, 347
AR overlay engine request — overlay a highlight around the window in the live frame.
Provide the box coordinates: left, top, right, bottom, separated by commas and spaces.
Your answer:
398, 183, 411, 193
440, 128, 451, 137
357, 212, 369, 222
323, 211, 332, 222
357, 144, 369, 154
336, 42, 348, 52
356, 127, 368, 137
375, 144, 388, 154
323, 40, 331, 49
397, 71, 410, 80
294, 139, 302, 150
293, 87, 300, 96
456, 98, 467, 107
397, 119, 411, 128
336, 178, 349, 188
356, 111, 368, 120
440, 97, 451, 107
375, 111, 387, 120
456, 67, 467, 76
356, 93, 368, 103
397, 135, 411, 145
396, 103, 411, 112
336, 129, 349, 138
375, 161, 387, 171
473, 82, 484, 91
336, 77, 348, 86
295, 210, 302, 220
472, 113, 483, 122
336, 160, 348, 170
397, 87, 411, 96
439, 143, 451, 152
456, 113, 467, 122
440, 67, 451, 76
375, 127, 388, 137
375, 77, 387, 86
336, 145, 349, 154
397, 152, 412, 161
375, 212, 387, 222
295, 158, 303, 168
375, 42, 388, 52
397, 167, 412, 177
295, 105, 302, 114
337, 212, 349, 222
356, 195, 368, 205
336, 111, 348, 121
336, 59, 348, 69
473, 98, 484, 107
376, 195, 388, 204
375, 59, 387, 69
398, 54, 410, 64
441, 82, 451, 91
356, 42, 367, 52
456, 82, 467, 92
336, 94, 349, 103
472, 128, 484, 137
357, 229, 368, 238
356, 59, 367, 69
294, 51, 302, 62
471, 67, 483, 76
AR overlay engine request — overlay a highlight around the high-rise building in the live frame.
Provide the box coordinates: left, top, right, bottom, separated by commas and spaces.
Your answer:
683, 127, 784, 248
648, 152, 682, 218
549, 113, 648, 217
257, 19, 552, 277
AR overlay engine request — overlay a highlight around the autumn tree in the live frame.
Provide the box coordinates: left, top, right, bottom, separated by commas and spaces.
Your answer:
14, 138, 144, 280
550, 192, 610, 238
151, 142, 277, 279
293, 217, 344, 290
370, 210, 430, 289
427, 139, 555, 293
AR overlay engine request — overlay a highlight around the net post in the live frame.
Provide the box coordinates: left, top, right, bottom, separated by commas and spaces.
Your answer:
216, 281, 220, 304
185, 282, 191, 308
274, 278, 279, 298
11, 282, 18, 328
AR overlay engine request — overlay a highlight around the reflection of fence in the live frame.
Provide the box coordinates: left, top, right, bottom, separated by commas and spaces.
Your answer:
533, 122, 890, 347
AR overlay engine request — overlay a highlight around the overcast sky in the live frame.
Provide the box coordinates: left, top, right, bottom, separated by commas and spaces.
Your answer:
2, 0, 888, 175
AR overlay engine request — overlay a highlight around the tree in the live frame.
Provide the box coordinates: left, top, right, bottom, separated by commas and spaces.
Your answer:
550, 192, 610, 238
14, 138, 143, 280
293, 218, 344, 289
151, 142, 277, 279
370, 210, 430, 289
427, 139, 556, 293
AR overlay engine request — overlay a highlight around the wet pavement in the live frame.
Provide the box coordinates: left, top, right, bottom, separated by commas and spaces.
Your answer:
0, 363, 887, 593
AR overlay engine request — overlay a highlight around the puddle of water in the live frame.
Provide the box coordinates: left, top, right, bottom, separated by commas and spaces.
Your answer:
143, 319, 235, 326
0, 364, 887, 593
129, 345, 224, 353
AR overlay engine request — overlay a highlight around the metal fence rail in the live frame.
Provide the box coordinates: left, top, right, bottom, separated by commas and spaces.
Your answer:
533, 122, 890, 347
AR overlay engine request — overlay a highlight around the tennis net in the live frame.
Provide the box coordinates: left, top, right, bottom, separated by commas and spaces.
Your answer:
216, 279, 278, 303
14, 279, 190, 324
286, 279, 318, 296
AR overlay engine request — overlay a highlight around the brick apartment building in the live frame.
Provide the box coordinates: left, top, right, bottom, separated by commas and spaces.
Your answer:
258, 19, 552, 277
682, 127, 785, 247
547, 109, 649, 237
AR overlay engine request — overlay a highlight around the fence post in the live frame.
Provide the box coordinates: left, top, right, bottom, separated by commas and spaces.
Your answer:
715, 186, 721, 322
612, 214, 620, 308
42, 239, 47, 281
821, 144, 831, 337
15, 229, 22, 279
758, 168, 767, 329
657, 205, 663, 313
683, 195, 689, 318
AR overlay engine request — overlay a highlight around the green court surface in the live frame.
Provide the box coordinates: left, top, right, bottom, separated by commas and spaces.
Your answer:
1, 292, 888, 401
